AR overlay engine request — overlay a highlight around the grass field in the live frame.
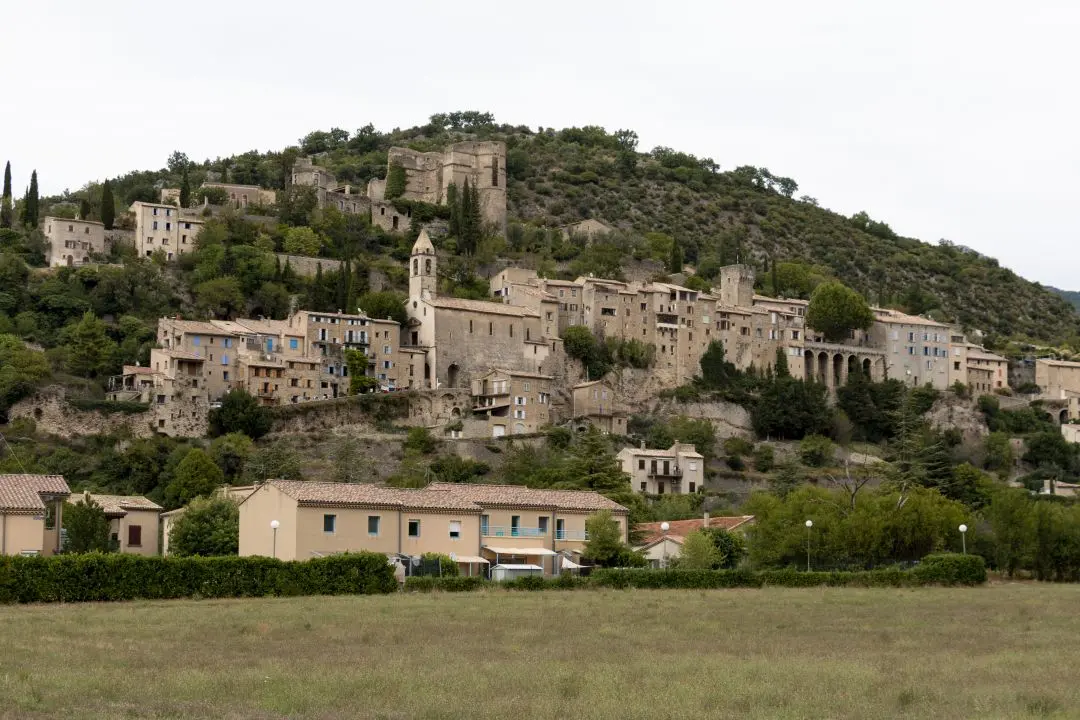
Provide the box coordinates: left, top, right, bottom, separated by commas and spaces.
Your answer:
2, 585, 1080, 719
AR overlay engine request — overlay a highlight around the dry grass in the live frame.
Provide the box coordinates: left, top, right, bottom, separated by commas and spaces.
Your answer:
2, 585, 1079, 719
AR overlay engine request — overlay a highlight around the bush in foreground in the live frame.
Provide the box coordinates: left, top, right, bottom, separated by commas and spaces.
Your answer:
0, 552, 396, 603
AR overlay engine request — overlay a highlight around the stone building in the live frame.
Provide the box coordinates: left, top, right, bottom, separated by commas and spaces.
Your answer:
43, 216, 107, 267
571, 379, 627, 434
617, 442, 705, 495
559, 218, 612, 241
404, 230, 557, 390
129, 201, 205, 260
948, 334, 1009, 393
871, 309, 952, 389
145, 348, 209, 437
1036, 358, 1080, 400
378, 141, 507, 231
285, 309, 402, 395
160, 183, 277, 209
290, 157, 370, 216
470, 368, 553, 437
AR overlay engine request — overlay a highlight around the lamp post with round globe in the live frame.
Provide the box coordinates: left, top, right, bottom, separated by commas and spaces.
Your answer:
660, 522, 670, 568
959, 524, 968, 555
805, 520, 813, 571
270, 519, 280, 559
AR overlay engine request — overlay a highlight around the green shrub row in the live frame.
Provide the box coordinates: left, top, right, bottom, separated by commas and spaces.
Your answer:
0, 552, 396, 604
403, 554, 986, 593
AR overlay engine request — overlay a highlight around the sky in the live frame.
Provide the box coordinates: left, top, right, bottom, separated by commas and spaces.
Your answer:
4, 0, 1079, 288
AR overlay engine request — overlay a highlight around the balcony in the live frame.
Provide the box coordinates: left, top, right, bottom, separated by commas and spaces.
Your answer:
555, 529, 588, 541
482, 525, 547, 538
473, 396, 511, 411
647, 466, 683, 479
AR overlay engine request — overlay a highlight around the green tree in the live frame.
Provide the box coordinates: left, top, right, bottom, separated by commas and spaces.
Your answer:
384, 160, 407, 200
100, 179, 115, 230
333, 435, 367, 483
699, 340, 739, 388
23, 170, 39, 227
446, 182, 461, 237
806, 281, 874, 343
675, 530, 720, 569
195, 276, 245, 318
582, 510, 629, 566
65, 311, 117, 378
669, 237, 684, 273
1, 161, 12, 228
165, 448, 225, 508
168, 496, 239, 556
208, 389, 272, 439
798, 435, 835, 467
209, 432, 254, 482
567, 426, 629, 493
0, 333, 50, 416
179, 169, 191, 209
243, 444, 302, 483
344, 349, 377, 394
703, 527, 748, 569
752, 376, 830, 440
62, 496, 112, 553
985, 487, 1035, 577
356, 291, 408, 325
773, 347, 790, 378
283, 226, 323, 256
984, 431, 1014, 479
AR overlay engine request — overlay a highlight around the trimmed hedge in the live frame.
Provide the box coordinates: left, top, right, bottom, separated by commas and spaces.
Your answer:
0, 552, 396, 604
911, 553, 987, 585
404, 576, 487, 593
404, 574, 590, 593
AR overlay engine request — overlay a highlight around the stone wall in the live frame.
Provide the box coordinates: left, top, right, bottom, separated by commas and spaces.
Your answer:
8, 388, 155, 439
267, 390, 472, 435
274, 253, 343, 278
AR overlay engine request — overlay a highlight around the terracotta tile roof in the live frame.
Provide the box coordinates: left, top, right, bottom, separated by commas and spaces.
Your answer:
636, 516, 755, 544
266, 480, 481, 512
617, 445, 704, 459
159, 349, 205, 362
162, 319, 234, 335
431, 297, 541, 318
424, 483, 628, 513
72, 493, 162, 516
0, 475, 70, 512
122, 365, 154, 375
872, 308, 949, 328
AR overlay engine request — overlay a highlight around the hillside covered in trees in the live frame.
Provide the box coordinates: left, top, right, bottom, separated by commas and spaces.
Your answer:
16, 111, 1080, 348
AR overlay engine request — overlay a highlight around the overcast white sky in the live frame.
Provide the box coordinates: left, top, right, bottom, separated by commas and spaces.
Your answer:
5, 1, 1079, 287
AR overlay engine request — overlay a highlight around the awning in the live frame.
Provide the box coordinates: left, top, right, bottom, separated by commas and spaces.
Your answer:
561, 557, 585, 570
452, 555, 489, 564
483, 546, 558, 556
492, 564, 543, 571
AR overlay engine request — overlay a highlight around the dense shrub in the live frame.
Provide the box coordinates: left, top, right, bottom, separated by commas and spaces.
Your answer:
0, 552, 395, 603
911, 553, 987, 585
404, 576, 486, 593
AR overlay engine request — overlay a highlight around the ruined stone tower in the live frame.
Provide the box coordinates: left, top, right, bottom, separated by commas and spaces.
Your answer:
718, 265, 755, 307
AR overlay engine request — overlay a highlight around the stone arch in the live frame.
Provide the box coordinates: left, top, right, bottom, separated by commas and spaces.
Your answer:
1060, 408, 1069, 425
862, 358, 872, 377
832, 353, 845, 387
514, 422, 526, 435
803, 350, 814, 382
848, 355, 859, 378
817, 352, 829, 385
447, 364, 460, 388
451, 407, 461, 418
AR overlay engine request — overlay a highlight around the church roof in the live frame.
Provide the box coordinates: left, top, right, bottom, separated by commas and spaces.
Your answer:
411, 229, 435, 255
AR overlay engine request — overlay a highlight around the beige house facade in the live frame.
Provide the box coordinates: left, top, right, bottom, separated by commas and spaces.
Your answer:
0, 474, 70, 556
238, 480, 626, 575
130, 201, 204, 260
470, 368, 552, 436
43, 216, 107, 267
617, 443, 705, 495
70, 493, 162, 556
1036, 359, 1080, 399
871, 309, 952, 389
287, 310, 402, 394
571, 379, 627, 434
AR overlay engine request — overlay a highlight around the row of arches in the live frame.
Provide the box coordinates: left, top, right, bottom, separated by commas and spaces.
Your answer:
803, 350, 885, 387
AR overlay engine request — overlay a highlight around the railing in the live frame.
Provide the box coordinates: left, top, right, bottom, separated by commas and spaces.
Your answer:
647, 467, 683, 478
480, 526, 589, 541
482, 525, 546, 538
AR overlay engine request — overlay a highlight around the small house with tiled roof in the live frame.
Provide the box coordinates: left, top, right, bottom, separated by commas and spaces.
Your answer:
617, 442, 705, 496
633, 515, 755, 568
0, 474, 70, 556
68, 493, 163, 556
238, 479, 627, 575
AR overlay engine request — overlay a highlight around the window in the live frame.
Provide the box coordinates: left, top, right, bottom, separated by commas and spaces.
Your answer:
537, 516, 549, 535
44, 503, 56, 530
449, 520, 461, 539
193, 336, 201, 346
492, 157, 499, 186
514, 409, 526, 419
489, 322, 493, 335
524, 382, 530, 391
689, 482, 696, 493
638, 459, 645, 470
153, 207, 158, 216
408, 519, 420, 537
640, 481, 647, 491
481, 514, 489, 535
128, 525, 142, 547
221, 354, 228, 365
290, 338, 298, 350
383, 345, 391, 355
323, 514, 336, 533
223, 371, 229, 381
469, 320, 473, 333
511, 515, 521, 536
556, 518, 566, 539
166, 222, 171, 230
152, 221, 158, 230
515, 396, 526, 405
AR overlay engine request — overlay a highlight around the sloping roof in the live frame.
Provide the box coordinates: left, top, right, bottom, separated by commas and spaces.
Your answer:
0, 475, 70, 512
265, 480, 481, 512
431, 297, 541, 318
872, 308, 949, 328
73, 493, 162, 516
476, 368, 554, 381
412, 229, 435, 254
122, 365, 154, 375
616, 445, 704, 459
159, 349, 205, 362
1036, 358, 1080, 368
636, 516, 755, 544
162, 319, 234, 335
424, 483, 628, 513
965, 346, 1006, 362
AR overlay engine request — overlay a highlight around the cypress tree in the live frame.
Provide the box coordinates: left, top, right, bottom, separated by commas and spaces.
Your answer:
79, 198, 92, 220
179, 169, 191, 208
25, 170, 39, 227
466, 178, 482, 254
670, 237, 684, 273
0, 161, 11, 228
446, 182, 460, 237
771, 253, 780, 296
460, 179, 475, 254
100, 179, 115, 230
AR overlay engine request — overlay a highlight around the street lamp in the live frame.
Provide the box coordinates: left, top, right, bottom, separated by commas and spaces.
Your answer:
959, 524, 968, 555
660, 522, 670, 569
805, 520, 813, 572
270, 519, 280, 559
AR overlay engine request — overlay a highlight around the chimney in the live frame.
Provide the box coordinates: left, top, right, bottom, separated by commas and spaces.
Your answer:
703, 512, 710, 528
639, 440, 646, 450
